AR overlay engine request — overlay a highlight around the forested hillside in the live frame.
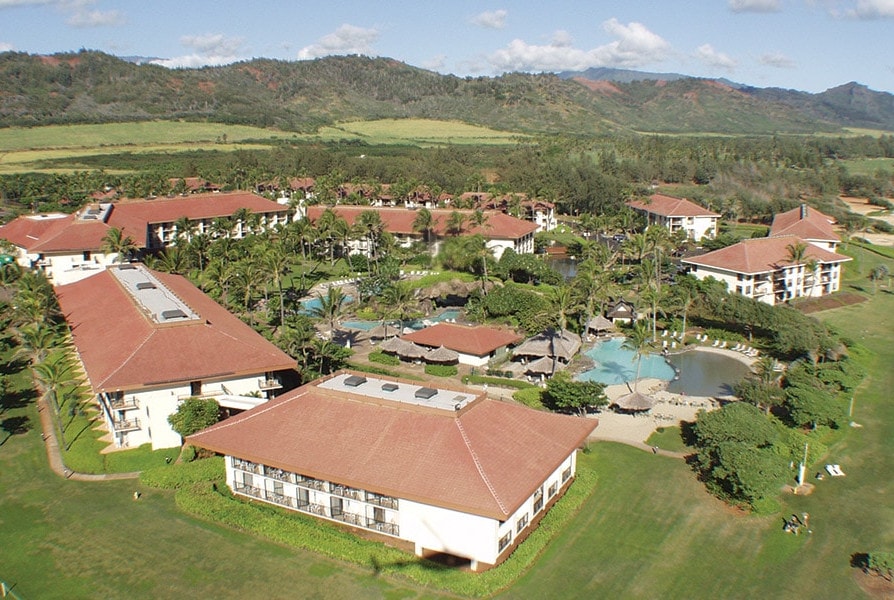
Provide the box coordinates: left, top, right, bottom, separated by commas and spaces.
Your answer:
3, 50, 893, 135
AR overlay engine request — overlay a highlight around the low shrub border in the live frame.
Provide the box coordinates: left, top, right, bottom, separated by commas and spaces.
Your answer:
149, 457, 598, 597
424, 363, 458, 377
463, 375, 536, 390
368, 351, 400, 366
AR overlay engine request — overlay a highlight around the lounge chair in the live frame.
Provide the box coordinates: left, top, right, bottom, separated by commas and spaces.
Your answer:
720, 341, 727, 349
712, 339, 720, 347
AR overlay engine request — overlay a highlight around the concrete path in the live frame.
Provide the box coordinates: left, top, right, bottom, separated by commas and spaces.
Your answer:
36, 398, 140, 482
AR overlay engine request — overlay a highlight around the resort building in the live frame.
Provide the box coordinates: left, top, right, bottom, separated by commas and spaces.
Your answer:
54, 263, 297, 450
475, 194, 558, 232
400, 323, 523, 367
769, 204, 840, 251
681, 235, 850, 305
303, 206, 537, 259
0, 192, 290, 285
186, 371, 597, 571
626, 194, 719, 241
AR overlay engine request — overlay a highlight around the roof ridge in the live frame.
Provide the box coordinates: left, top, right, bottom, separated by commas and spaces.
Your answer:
454, 416, 508, 516
97, 328, 156, 389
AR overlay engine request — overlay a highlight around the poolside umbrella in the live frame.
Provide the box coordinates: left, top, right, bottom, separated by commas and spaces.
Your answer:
612, 391, 657, 412
379, 336, 406, 354
424, 345, 459, 364
367, 324, 394, 339
585, 315, 613, 333
525, 356, 556, 375
396, 341, 428, 360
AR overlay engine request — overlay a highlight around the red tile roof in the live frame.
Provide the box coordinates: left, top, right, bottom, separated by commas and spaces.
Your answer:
305, 206, 537, 240
682, 235, 850, 274
108, 192, 289, 244
55, 267, 296, 393
627, 194, 719, 218
401, 323, 522, 357
188, 373, 596, 520
1, 192, 289, 253
769, 205, 839, 242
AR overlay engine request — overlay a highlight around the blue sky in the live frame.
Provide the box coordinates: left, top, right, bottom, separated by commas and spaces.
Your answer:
1, 0, 892, 93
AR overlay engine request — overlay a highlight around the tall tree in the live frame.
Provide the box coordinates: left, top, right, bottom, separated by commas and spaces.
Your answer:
621, 320, 651, 392
100, 227, 137, 263
307, 286, 349, 335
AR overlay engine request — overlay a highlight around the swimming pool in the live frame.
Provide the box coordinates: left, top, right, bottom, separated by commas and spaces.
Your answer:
576, 337, 750, 396
342, 308, 462, 331
576, 337, 675, 385
300, 295, 354, 315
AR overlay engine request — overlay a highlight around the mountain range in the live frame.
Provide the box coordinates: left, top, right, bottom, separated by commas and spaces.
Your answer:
1, 50, 892, 136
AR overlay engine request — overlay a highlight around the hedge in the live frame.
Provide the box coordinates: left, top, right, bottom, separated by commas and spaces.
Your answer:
512, 387, 546, 409
463, 375, 536, 390
368, 350, 400, 366
424, 363, 458, 377
345, 361, 424, 381
171, 462, 598, 597
140, 456, 225, 489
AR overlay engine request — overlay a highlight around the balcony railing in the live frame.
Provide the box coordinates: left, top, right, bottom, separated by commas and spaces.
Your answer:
264, 466, 295, 483
108, 396, 138, 411
233, 483, 263, 499
333, 512, 366, 527
296, 477, 328, 492
297, 502, 328, 517
331, 484, 363, 500
232, 459, 263, 474
366, 519, 399, 536
365, 493, 399, 510
265, 491, 296, 508
111, 417, 140, 432
258, 378, 282, 391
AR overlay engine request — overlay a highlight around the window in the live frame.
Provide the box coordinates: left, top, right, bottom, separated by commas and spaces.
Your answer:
243, 472, 253, 487
373, 507, 385, 524
498, 531, 512, 552
516, 513, 529, 534
297, 488, 309, 507
533, 486, 544, 513
548, 482, 558, 498
562, 466, 572, 483
272, 480, 283, 497
330, 496, 343, 517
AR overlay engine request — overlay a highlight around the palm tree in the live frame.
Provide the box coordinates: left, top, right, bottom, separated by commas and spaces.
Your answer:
383, 283, 416, 326
786, 241, 810, 299
100, 227, 137, 263
13, 323, 61, 366
621, 321, 651, 393
446, 211, 466, 236
262, 244, 293, 328
550, 285, 579, 332
173, 216, 195, 244
32, 351, 76, 450
307, 286, 349, 335
355, 210, 385, 274
412, 207, 435, 245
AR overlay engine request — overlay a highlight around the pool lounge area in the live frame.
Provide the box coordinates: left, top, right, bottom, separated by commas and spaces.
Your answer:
342, 308, 463, 332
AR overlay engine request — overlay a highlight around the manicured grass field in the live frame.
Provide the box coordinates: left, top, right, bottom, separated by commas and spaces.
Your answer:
837, 157, 894, 177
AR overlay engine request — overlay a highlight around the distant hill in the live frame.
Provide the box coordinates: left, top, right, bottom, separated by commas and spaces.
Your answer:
1, 50, 892, 135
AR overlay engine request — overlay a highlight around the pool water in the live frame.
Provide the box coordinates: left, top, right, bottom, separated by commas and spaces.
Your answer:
300, 295, 354, 315
576, 337, 750, 396
576, 337, 675, 385
342, 308, 462, 332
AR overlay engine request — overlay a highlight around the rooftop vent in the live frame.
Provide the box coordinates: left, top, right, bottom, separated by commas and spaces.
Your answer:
118, 264, 136, 270
381, 382, 399, 392
415, 387, 438, 400
160, 309, 187, 320
344, 375, 368, 387
135, 281, 157, 290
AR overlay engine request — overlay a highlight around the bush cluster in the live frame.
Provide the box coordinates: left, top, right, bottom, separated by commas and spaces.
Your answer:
424, 363, 458, 377
368, 350, 400, 366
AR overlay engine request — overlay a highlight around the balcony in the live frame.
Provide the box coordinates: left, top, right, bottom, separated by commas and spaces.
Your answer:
296, 477, 328, 492
108, 396, 138, 411
366, 519, 399, 536
331, 484, 363, 500
232, 459, 263, 474
265, 491, 296, 508
111, 417, 140, 432
233, 483, 263, 499
258, 378, 282, 391
365, 492, 398, 510
297, 502, 328, 517
264, 466, 295, 483
333, 512, 366, 527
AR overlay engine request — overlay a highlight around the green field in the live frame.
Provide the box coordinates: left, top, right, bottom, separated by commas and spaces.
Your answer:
1, 248, 892, 598
315, 119, 525, 146
838, 157, 894, 177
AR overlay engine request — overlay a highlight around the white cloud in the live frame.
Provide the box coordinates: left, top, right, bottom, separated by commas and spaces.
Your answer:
0, 0, 54, 6
297, 24, 380, 60
151, 33, 247, 69
696, 44, 737, 70
0, 42, 13, 51
759, 52, 797, 68
422, 54, 447, 71
66, 7, 123, 27
488, 19, 670, 72
471, 9, 508, 29
844, 0, 894, 18
728, 0, 782, 12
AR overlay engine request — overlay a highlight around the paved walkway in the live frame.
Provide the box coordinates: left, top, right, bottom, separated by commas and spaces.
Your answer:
36, 398, 140, 482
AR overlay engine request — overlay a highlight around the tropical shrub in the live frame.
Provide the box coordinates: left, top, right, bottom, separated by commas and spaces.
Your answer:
368, 350, 400, 366
425, 363, 458, 377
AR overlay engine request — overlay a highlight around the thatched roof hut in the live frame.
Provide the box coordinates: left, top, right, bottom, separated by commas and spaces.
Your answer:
612, 391, 656, 412
524, 355, 556, 375
585, 314, 613, 333
423, 345, 460, 364
396, 341, 427, 360
514, 329, 582, 363
379, 336, 407, 353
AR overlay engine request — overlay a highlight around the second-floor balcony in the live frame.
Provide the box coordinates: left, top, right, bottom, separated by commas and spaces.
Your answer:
366, 519, 400, 536
108, 396, 139, 411
258, 378, 282, 391
112, 417, 140, 432
233, 483, 263, 499
331, 484, 363, 501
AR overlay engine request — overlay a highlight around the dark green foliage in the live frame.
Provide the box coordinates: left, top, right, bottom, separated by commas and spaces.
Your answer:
785, 385, 846, 429
495, 249, 564, 285
167, 397, 220, 438
462, 375, 537, 390
542, 371, 607, 416
512, 387, 546, 409
482, 283, 555, 334
867, 552, 894, 581
140, 456, 225, 489
424, 363, 458, 377
693, 403, 789, 505
368, 350, 400, 366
